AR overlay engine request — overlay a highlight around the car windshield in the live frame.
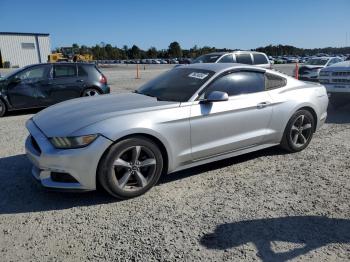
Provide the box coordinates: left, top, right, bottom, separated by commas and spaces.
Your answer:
192, 54, 222, 63
305, 58, 328, 65
1, 67, 23, 79
136, 68, 215, 102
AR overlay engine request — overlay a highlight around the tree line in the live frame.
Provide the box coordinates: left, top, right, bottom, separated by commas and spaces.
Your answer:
55, 42, 350, 60
254, 44, 350, 56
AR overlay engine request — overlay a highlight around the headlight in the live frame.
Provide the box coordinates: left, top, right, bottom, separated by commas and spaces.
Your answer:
319, 71, 330, 76
50, 134, 98, 149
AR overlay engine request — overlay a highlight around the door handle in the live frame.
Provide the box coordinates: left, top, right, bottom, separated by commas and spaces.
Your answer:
76, 79, 84, 82
257, 101, 271, 109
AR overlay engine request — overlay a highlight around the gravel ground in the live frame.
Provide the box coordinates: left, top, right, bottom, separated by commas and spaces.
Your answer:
0, 65, 349, 262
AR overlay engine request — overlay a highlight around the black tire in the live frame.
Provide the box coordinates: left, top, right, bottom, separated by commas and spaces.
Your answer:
82, 88, 101, 97
98, 136, 163, 199
280, 109, 315, 152
0, 99, 6, 117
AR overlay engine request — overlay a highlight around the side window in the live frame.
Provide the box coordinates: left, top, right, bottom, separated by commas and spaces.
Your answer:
253, 54, 268, 65
54, 65, 77, 78
204, 71, 265, 97
265, 73, 287, 90
78, 65, 88, 76
235, 54, 253, 65
16, 65, 50, 82
218, 55, 234, 63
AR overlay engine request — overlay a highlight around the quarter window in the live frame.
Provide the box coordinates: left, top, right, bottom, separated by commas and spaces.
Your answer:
235, 54, 253, 65
253, 54, 268, 65
54, 65, 77, 78
265, 73, 287, 90
78, 65, 88, 76
204, 71, 265, 97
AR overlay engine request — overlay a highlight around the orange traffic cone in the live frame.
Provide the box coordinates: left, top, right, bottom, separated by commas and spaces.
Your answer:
295, 62, 299, 79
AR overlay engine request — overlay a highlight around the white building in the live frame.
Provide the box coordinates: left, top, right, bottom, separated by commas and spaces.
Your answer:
0, 32, 51, 68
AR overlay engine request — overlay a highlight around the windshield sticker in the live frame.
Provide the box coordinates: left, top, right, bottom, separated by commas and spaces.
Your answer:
188, 72, 209, 79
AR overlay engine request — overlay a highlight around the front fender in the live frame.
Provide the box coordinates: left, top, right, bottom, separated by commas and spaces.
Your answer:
70, 106, 192, 173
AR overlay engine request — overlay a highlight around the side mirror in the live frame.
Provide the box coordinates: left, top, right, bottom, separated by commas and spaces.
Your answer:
202, 91, 229, 103
11, 77, 21, 84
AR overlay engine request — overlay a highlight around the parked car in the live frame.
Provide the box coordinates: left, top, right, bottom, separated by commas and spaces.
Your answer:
192, 51, 271, 69
319, 60, 350, 109
25, 63, 328, 199
296, 57, 343, 82
178, 58, 192, 64
274, 57, 287, 64
285, 57, 299, 63
0, 63, 110, 117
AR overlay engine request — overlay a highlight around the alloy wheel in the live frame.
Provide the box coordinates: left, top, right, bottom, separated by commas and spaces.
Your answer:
290, 114, 313, 148
112, 146, 157, 191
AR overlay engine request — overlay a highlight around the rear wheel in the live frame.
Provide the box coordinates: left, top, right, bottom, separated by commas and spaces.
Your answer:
98, 136, 163, 199
82, 88, 101, 97
0, 99, 6, 117
280, 110, 315, 152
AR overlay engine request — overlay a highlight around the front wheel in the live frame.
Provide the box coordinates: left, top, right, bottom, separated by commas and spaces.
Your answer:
0, 99, 6, 117
280, 110, 315, 152
98, 136, 163, 199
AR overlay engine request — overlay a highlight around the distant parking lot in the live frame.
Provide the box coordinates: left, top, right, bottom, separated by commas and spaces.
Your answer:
0, 64, 349, 261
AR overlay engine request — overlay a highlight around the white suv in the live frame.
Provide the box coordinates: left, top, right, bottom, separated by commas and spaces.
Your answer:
319, 60, 350, 109
192, 51, 271, 69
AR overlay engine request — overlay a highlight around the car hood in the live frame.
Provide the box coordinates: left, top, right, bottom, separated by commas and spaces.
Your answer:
32, 93, 180, 137
327, 61, 350, 71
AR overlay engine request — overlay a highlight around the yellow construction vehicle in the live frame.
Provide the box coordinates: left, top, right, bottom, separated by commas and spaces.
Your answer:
47, 53, 69, 63
47, 47, 93, 63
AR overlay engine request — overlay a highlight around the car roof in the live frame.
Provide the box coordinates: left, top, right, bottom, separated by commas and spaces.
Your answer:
23, 62, 95, 68
176, 63, 266, 74
200, 51, 267, 56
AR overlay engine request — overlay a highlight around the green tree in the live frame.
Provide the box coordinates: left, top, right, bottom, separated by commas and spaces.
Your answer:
168, 41, 182, 58
130, 45, 141, 59
147, 47, 158, 58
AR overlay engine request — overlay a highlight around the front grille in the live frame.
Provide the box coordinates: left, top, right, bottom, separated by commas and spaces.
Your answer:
299, 67, 311, 75
332, 79, 350, 84
31, 136, 41, 154
332, 71, 350, 77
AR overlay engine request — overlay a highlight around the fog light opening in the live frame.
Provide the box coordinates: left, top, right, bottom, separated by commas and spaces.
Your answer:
51, 172, 78, 183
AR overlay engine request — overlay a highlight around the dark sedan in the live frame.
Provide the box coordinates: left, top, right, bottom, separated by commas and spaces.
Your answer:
0, 63, 110, 117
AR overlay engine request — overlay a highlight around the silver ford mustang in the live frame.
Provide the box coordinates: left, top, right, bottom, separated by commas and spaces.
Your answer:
25, 63, 328, 199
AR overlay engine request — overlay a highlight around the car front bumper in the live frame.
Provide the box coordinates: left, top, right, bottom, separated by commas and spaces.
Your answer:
324, 84, 350, 94
25, 119, 113, 191
298, 70, 320, 81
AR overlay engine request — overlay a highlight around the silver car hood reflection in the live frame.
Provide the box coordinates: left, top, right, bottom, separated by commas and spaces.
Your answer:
33, 93, 179, 137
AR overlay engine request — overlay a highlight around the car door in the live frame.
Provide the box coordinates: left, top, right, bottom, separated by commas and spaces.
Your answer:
6, 65, 51, 109
190, 71, 272, 160
42, 64, 83, 105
